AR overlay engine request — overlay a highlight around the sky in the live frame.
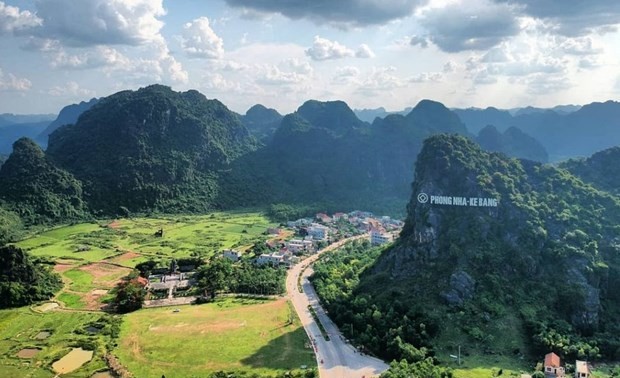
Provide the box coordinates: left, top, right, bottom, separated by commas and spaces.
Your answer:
0, 0, 619, 115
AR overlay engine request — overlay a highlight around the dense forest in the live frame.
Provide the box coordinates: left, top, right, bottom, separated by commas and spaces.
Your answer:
0, 245, 63, 308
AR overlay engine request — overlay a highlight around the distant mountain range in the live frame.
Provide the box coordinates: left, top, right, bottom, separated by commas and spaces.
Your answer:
0, 85, 619, 228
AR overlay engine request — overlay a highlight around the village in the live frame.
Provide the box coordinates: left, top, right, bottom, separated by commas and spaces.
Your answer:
141, 210, 403, 303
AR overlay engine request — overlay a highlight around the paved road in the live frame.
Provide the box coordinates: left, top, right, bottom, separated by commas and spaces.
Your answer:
286, 236, 389, 378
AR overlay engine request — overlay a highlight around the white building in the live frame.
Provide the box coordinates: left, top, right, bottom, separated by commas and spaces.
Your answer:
371, 229, 393, 245
308, 223, 330, 240
286, 239, 314, 254
256, 253, 284, 266
223, 249, 241, 262
575, 361, 590, 378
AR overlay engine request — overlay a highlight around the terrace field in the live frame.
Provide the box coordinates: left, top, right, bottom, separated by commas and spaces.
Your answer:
116, 297, 317, 377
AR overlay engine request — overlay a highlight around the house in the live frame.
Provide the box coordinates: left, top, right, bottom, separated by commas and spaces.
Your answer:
286, 239, 314, 254
308, 224, 330, 240
332, 212, 347, 221
315, 213, 332, 224
544, 352, 565, 378
256, 253, 284, 266
223, 249, 241, 262
371, 229, 393, 245
575, 361, 590, 378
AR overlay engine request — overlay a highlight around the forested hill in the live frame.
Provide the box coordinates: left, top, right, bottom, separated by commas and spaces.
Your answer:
45, 85, 258, 214
221, 99, 470, 215
561, 146, 620, 196
359, 134, 620, 361
0, 138, 87, 224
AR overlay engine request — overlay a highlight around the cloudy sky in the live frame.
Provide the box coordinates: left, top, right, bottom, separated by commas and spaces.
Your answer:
0, 0, 619, 115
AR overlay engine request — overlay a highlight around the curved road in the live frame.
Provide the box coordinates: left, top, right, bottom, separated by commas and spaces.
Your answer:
286, 236, 389, 378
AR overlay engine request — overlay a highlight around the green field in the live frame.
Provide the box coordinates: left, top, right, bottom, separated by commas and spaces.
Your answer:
116, 297, 316, 377
16, 212, 274, 265
1, 211, 313, 377
0, 307, 120, 377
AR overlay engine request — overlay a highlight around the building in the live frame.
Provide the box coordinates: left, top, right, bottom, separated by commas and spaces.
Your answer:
308, 224, 330, 240
256, 253, 284, 266
223, 249, 241, 262
544, 352, 565, 378
575, 361, 590, 378
286, 239, 314, 254
332, 212, 347, 221
267, 227, 282, 235
315, 213, 332, 223
371, 229, 393, 245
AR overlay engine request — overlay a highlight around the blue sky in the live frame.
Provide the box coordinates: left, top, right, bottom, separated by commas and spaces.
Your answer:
0, 0, 619, 115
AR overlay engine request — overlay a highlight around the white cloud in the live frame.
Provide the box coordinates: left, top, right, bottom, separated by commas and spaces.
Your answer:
410, 72, 443, 83
359, 66, 405, 93
0, 1, 41, 34
0, 68, 32, 91
181, 17, 224, 59
355, 44, 375, 58
306, 36, 354, 61
51, 46, 129, 70
256, 59, 314, 85
333, 66, 361, 84
31, 0, 166, 47
47, 81, 95, 97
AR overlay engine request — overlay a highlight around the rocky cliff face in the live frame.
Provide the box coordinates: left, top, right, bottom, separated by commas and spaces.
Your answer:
365, 135, 620, 356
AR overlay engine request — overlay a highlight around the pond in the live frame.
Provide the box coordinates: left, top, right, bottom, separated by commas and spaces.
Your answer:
52, 347, 94, 374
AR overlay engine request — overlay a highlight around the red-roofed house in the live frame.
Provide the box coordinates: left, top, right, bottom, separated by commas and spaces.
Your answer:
544, 352, 565, 377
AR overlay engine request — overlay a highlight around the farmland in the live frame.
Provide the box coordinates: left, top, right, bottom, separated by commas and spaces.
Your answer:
15, 211, 275, 311
116, 297, 316, 377
0, 211, 313, 377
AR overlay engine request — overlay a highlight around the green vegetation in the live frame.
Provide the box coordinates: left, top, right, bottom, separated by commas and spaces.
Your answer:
0, 307, 121, 377
112, 276, 146, 313
16, 212, 274, 265
323, 135, 620, 372
194, 258, 286, 299
46, 84, 258, 215
0, 138, 87, 225
116, 297, 316, 377
0, 245, 62, 309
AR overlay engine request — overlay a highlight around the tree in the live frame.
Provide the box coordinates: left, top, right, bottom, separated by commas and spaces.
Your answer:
195, 258, 234, 299
114, 277, 146, 313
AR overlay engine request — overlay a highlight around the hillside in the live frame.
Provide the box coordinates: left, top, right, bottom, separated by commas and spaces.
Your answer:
561, 146, 620, 196
36, 98, 98, 147
46, 85, 257, 214
476, 125, 548, 162
242, 104, 283, 142
350, 135, 620, 362
0, 138, 87, 224
0, 245, 62, 308
222, 99, 469, 215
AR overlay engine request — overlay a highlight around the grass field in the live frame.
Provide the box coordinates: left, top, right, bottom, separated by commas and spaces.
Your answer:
116, 297, 316, 378
16, 212, 274, 265
0, 307, 119, 377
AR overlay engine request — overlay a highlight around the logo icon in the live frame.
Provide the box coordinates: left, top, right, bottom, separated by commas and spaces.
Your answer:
417, 193, 429, 204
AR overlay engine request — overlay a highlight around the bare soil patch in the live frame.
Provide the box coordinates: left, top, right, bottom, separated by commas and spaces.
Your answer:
54, 263, 75, 273
108, 251, 142, 265
17, 348, 40, 358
